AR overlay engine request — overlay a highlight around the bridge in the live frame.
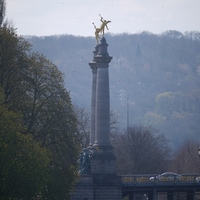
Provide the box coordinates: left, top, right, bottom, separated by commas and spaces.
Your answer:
121, 174, 200, 200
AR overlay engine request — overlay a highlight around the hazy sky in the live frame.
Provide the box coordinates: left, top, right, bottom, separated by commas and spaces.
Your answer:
6, 0, 200, 37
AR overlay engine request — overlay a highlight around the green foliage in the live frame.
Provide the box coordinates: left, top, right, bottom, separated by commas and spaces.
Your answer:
143, 111, 166, 126
0, 26, 80, 199
0, 93, 50, 199
0, 0, 5, 26
0, 25, 31, 106
155, 92, 174, 118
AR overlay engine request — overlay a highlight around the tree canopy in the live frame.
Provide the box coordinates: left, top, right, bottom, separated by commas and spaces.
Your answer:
0, 93, 50, 199
0, 25, 80, 199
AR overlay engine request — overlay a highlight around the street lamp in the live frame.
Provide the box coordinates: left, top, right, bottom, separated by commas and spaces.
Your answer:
198, 147, 200, 157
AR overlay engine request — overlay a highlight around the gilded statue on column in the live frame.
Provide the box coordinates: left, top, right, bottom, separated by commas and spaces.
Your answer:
93, 14, 111, 43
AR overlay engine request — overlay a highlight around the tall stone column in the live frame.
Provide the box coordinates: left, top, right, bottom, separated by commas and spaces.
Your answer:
90, 37, 116, 175
89, 45, 98, 146
71, 37, 122, 200
93, 37, 112, 147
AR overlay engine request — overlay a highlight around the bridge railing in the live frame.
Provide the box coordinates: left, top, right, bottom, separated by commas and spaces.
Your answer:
121, 174, 200, 186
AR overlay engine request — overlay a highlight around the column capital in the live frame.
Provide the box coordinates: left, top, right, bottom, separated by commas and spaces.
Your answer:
89, 62, 97, 71
94, 37, 112, 65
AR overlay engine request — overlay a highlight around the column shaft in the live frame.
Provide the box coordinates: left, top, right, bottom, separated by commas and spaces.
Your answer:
90, 66, 97, 146
95, 66, 110, 146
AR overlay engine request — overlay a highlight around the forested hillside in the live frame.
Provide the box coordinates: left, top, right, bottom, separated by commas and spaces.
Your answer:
27, 31, 200, 148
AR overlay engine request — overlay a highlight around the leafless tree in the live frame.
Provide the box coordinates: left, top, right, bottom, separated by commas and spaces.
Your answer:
113, 125, 171, 174
168, 140, 200, 174
73, 105, 90, 148
74, 106, 120, 148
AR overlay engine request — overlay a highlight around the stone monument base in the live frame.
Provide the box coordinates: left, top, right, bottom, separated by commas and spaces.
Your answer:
70, 174, 122, 200
90, 146, 116, 174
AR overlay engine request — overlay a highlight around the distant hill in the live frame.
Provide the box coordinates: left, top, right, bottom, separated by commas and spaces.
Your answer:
27, 31, 200, 148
